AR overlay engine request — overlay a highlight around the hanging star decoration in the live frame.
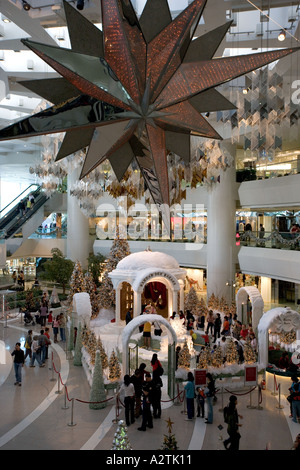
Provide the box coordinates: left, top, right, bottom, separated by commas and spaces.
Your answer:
0, 0, 299, 211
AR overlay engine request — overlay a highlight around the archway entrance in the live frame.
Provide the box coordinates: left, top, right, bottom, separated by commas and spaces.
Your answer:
122, 314, 177, 398
143, 281, 168, 318
236, 286, 264, 331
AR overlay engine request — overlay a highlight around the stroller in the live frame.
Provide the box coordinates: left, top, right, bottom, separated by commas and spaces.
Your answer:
23, 309, 36, 326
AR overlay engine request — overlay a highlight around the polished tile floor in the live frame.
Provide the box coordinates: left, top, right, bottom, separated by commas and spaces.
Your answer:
0, 316, 299, 453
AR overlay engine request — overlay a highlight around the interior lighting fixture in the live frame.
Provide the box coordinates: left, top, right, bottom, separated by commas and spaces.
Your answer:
76, 0, 84, 10
3, 18, 11, 23
278, 29, 286, 41
243, 87, 249, 94
22, 1, 31, 11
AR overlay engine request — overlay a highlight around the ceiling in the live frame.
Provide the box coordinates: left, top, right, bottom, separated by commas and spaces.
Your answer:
0, 0, 300, 184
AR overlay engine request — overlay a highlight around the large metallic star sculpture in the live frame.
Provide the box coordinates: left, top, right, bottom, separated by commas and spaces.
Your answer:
0, 0, 299, 210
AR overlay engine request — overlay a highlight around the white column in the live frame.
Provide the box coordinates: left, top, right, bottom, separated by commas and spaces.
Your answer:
67, 166, 91, 269
172, 290, 178, 318
115, 285, 122, 324
133, 290, 141, 318
206, 146, 236, 303
179, 283, 185, 312
261, 276, 272, 304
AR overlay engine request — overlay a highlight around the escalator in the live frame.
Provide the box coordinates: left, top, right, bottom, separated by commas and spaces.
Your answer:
0, 185, 49, 239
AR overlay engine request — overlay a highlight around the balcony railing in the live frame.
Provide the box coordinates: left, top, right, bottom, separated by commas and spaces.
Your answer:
238, 230, 300, 250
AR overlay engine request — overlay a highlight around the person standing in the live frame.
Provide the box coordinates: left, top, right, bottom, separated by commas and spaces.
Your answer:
130, 369, 143, 418
44, 327, 51, 360
58, 312, 66, 341
196, 387, 205, 418
30, 336, 45, 368
125, 308, 133, 325
24, 330, 33, 362
39, 301, 48, 327
223, 395, 243, 450
152, 374, 163, 419
184, 371, 195, 421
11, 343, 25, 386
52, 315, 59, 343
213, 313, 222, 342
204, 373, 215, 424
138, 372, 154, 431
120, 374, 135, 426
143, 319, 152, 349
206, 310, 215, 335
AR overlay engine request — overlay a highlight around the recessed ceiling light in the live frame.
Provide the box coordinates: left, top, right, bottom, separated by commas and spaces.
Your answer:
3, 18, 11, 23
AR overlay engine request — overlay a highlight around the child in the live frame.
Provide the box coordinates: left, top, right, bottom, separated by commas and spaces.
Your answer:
196, 386, 205, 418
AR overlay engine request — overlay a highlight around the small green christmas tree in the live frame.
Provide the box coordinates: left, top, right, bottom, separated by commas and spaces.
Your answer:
161, 418, 178, 450
89, 350, 107, 410
108, 349, 121, 381
178, 340, 191, 369
111, 420, 132, 450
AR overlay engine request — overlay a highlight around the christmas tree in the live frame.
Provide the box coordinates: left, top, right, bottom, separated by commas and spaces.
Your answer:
108, 349, 121, 381
161, 418, 178, 450
211, 345, 223, 368
111, 420, 132, 450
177, 340, 191, 369
89, 350, 107, 410
198, 297, 209, 317
68, 261, 85, 306
208, 292, 219, 310
97, 336, 108, 370
98, 227, 131, 310
86, 329, 98, 365
243, 339, 256, 364
84, 271, 99, 318
225, 339, 239, 364
25, 290, 37, 312
197, 346, 211, 369
184, 286, 200, 315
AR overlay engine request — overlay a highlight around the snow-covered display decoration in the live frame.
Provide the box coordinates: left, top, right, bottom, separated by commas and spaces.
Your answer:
257, 307, 300, 368
73, 292, 92, 328
236, 286, 264, 331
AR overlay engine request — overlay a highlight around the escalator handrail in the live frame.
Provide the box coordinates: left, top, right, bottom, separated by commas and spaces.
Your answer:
0, 184, 40, 216
4, 191, 49, 239
0, 187, 42, 231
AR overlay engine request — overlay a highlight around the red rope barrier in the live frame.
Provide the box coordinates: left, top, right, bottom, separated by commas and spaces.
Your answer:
224, 386, 256, 396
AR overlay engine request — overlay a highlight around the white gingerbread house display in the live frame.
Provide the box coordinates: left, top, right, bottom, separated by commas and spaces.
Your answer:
109, 250, 186, 324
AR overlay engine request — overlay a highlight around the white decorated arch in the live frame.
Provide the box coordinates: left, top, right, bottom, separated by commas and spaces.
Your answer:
236, 286, 264, 331
121, 313, 177, 375
257, 307, 300, 368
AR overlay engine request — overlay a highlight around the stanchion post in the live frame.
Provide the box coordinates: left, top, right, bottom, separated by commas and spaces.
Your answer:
55, 374, 63, 395
276, 383, 284, 410
50, 354, 56, 382
68, 398, 77, 427
256, 385, 263, 410
271, 374, 278, 396
62, 385, 69, 410
174, 383, 182, 406
112, 393, 120, 423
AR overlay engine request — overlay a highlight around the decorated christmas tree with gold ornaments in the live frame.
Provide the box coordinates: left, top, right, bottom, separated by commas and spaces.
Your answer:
108, 349, 121, 381
197, 346, 211, 369
208, 292, 219, 310
111, 420, 132, 450
211, 345, 223, 368
243, 339, 256, 364
84, 271, 99, 318
225, 339, 239, 364
184, 286, 200, 316
68, 260, 85, 306
98, 226, 130, 310
178, 340, 191, 369
97, 336, 108, 370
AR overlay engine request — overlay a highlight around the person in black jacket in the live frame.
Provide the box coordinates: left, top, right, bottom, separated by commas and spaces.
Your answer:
223, 395, 243, 450
213, 313, 222, 342
152, 375, 163, 419
11, 343, 25, 386
138, 373, 154, 431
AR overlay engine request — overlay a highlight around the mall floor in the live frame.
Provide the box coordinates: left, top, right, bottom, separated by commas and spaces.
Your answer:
0, 316, 299, 455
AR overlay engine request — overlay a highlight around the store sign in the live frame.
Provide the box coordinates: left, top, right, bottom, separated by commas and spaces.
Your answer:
244, 365, 258, 386
194, 369, 207, 386
139, 271, 178, 289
